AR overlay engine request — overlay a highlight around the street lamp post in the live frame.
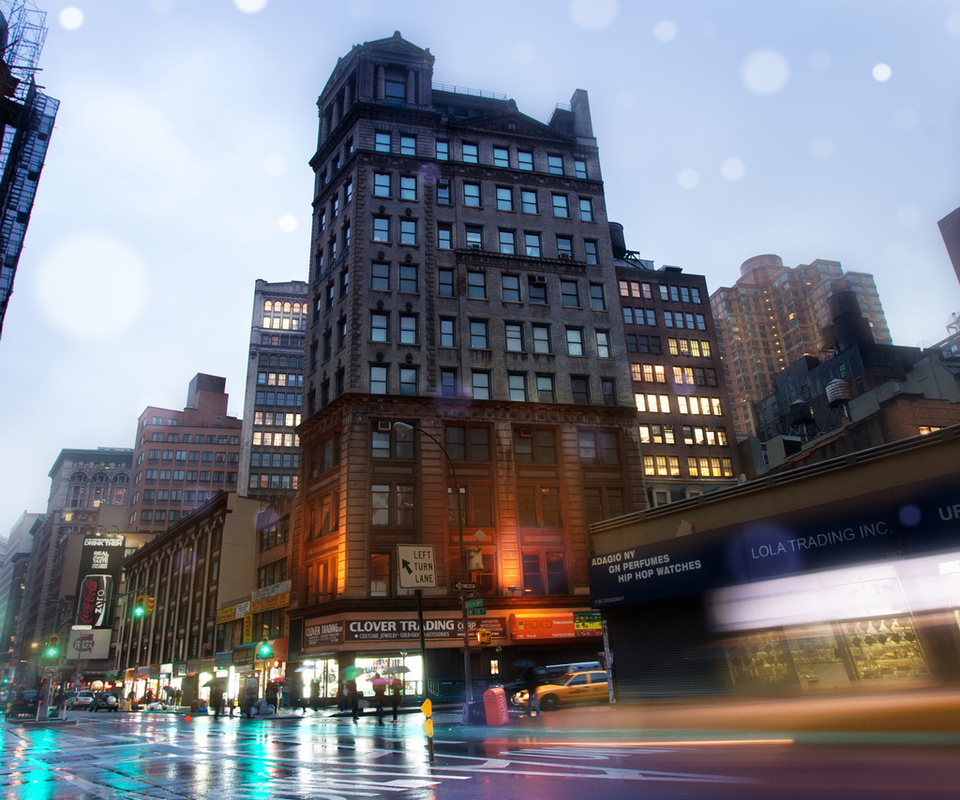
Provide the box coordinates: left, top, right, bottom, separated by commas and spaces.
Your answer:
394, 421, 473, 722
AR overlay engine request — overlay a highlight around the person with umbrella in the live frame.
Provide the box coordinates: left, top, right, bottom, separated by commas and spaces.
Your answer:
345, 677, 360, 721
370, 673, 387, 724
384, 665, 408, 721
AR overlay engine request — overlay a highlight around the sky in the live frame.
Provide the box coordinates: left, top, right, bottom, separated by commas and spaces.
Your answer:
1, 0, 959, 537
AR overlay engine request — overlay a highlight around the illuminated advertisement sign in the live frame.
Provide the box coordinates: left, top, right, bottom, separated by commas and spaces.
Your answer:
73, 534, 125, 630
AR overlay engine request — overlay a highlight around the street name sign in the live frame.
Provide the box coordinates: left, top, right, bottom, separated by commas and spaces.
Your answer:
397, 545, 437, 590
465, 598, 485, 609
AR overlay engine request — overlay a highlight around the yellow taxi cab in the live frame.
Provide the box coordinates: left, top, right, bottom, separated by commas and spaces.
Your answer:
532, 669, 609, 711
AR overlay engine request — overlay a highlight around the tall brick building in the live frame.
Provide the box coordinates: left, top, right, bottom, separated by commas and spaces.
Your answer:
710, 254, 890, 439
289, 33, 644, 693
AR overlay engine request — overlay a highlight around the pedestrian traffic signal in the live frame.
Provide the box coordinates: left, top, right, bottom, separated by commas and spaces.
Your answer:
145, 596, 155, 614
45, 635, 59, 659
257, 638, 273, 659
133, 596, 146, 618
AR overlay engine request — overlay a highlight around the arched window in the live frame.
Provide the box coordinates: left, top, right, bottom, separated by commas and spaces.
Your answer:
283, 302, 292, 313
264, 300, 273, 312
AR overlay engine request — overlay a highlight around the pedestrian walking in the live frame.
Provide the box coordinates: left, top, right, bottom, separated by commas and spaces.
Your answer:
371, 673, 386, 724
210, 685, 224, 717
346, 679, 360, 721
523, 669, 541, 717
389, 676, 402, 722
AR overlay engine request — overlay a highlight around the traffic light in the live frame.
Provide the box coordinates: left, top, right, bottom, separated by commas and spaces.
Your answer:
145, 596, 155, 614
133, 595, 146, 618
257, 638, 273, 659
476, 629, 492, 646
45, 635, 59, 659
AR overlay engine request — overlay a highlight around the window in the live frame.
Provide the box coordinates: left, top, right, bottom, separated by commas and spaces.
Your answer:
524, 232, 541, 257
560, 280, 580, 307
579, 197, 594, 221
514, 428, 557, 464
462, 142, 478, 163
470, 319, 489, 349
436, 179, 450, 204
400, 135, 416, 155
588, 283, 607, 311
601, 378, 617, 405
536, 374, 555, 402
551, 193, 568, 217
437, 224, 452, 249
502, 274, 521, 302
467, 271, 486, 299
547, 154, 564, 174
370, 365, 388, 394
370, 312, 388, 342
436, 140, 449, 160
472, 371, 490, 399
508, 372, 527, 401
371, 484, 415, 527
399, 314, 417, 344
571, 375, 590, 403
520, 189, 538, 214
465, 225, 483, 249
375, 132, 391, 152
440, 368, 458, 397
400, 219, 417, 245
372, 216, 389, 242
584, 240, 599, 265
344, 179, 353, 203
399, 366, 417, 395
440, 317, 457, 347
463, 182, 481, 207
566, 327, 584, 355
518, 485, 563, 527
399, 176, 417, 200
574, 159, 588, 179
528, 275, 547, 304
579, 430, 620, 464
371, 262, 389, 291
532, 324, 551, 353
505, 322, 524, 352
445, 425, 492, 462
384, 76, 406, 103
498, 229, 516, 255
493, 146, 509, 167
496, 186, 513, 211
399, 264, 418, 293
517, 150, 533, 171
556, 236, 573, 259
595, 330, 611, 358
438, 268, 455, 297
635, 393, 671, 413
373, 172, 390, 197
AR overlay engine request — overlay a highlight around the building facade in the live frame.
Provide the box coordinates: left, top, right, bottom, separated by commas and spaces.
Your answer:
239, 279, 308, 500
290, 33, 644, 695
612, 224, 740, 505
710, 254, 891, 440
116, 491, 260, 705
13, 448, 132, 682
129, 374, 243, 535
0, 511, 40, 682
0, 1, 58, 338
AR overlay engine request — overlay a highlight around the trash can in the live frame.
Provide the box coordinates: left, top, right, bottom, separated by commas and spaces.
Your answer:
466, 700, 486, 725
482, 687, 509, 726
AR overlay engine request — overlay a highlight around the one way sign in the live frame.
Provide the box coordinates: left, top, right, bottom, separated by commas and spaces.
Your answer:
397, 544, 437, 590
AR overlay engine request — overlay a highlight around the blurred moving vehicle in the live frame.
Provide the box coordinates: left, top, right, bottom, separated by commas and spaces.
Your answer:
512, 670, 609, 712
65, 690, 95, 710
91, 692, 119, 712
504, 661, 601, 707
4, 690, 40, 718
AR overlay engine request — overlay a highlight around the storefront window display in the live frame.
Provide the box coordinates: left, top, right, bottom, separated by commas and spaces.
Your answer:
839, 617, 930, 681
355, 654, 422, 697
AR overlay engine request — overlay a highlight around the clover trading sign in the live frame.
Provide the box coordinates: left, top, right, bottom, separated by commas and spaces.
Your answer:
397, 544, 437, 590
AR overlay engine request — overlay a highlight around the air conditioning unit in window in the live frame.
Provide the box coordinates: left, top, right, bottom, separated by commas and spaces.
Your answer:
377, 421, 393, 432
531, 276, 546, 286
519, 427, 533, 438
467, 243, 482, 250
558, 253, 572, 260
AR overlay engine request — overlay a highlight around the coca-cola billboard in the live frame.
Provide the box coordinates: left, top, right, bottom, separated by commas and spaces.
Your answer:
73, 533, 125, 630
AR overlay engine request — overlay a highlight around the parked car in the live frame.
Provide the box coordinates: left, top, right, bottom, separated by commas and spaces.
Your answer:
4, 690, 40, 719
91, 692, 119, 712
512, 670, 609, 712
66, 690, 95, 710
